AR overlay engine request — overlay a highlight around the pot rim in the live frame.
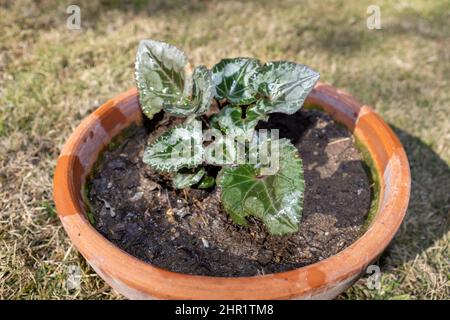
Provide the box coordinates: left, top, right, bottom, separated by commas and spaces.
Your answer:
53, 82, 410, 299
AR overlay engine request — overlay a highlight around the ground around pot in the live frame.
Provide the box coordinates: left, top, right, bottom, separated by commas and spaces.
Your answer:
87, 109, 372, 277
2, 0, 448, 299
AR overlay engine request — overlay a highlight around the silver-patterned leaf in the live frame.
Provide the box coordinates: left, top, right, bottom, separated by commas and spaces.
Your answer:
135, 40, 191, 119
143, 120, 203, 172
172, 167, 206, 189
252, 61, 320, 115
217, 139, 305, 235
163, 65, 214, 117
212, 58, 261, 105
204, 134, 238, 166
191, 65, 215, 114
213, 105, 268, 139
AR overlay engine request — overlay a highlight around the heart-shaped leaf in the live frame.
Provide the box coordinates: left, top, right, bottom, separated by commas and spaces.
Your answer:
135, 40, 191, 120
143, 120, 203, 172
135, 40, 215, 119
172, 167, 206, 189
212, 58, 261, 105
163, 65, 214, 117
217, 139, 304, 235
212, 105, 268, 139
252, 61, 320, 115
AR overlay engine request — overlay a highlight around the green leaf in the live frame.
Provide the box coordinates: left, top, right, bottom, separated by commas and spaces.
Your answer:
191, 65, 215, 114
212, 58, 261, 105
173, 167, 206, 189
198, 175, 215, 189
209, 113, 221, 131
204, 134, 238, 166
213, 105, 268, 139
252, 61, 320, 115
143, 120, 204, 173
217, 139, 305, 235
135, 41, 214, 119
163, 65, 214, 117
135, 40, 190, 120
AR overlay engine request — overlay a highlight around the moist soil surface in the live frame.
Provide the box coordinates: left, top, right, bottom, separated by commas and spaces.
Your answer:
88, 109, 372, 277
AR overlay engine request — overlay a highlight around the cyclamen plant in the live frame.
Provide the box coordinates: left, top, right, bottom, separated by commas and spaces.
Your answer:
135, 40, 320, 235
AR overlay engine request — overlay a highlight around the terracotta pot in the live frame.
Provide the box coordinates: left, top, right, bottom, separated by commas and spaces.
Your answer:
53, 83, 410, 299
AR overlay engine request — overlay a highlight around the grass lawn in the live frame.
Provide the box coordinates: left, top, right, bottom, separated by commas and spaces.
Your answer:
0, 0, 448, 299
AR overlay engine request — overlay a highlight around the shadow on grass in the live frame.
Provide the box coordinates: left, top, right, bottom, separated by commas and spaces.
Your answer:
339, 125, 449, 299
79, 0, 208, 22
379, 125, 449, 270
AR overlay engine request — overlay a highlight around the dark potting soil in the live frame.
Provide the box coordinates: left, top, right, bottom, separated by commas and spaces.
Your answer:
87, 109, 372, 277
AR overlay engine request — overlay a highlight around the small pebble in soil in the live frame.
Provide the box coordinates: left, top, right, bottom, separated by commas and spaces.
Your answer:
129, 191, 144, 202
201, 238, 210, 248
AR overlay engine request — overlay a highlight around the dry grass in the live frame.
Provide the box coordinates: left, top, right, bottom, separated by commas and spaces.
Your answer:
0, 0, 448, 299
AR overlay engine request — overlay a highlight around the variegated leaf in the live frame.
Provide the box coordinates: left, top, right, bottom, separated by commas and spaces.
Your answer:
135, 40, 191, 120
143, 120, 203, 172
172, 167, 206, 189
163, 65, 214, 116
212, 58, 261, 105
252, 61, 320, 115
212, 105, 268, 139
204, 134, 238, 166
217, 139, 305, 235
